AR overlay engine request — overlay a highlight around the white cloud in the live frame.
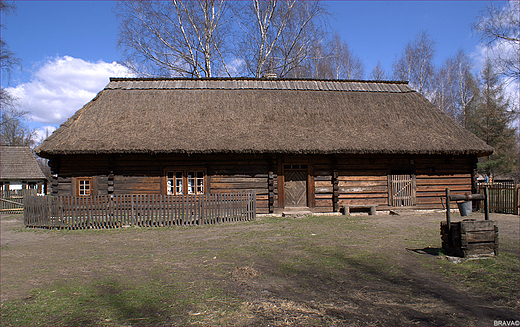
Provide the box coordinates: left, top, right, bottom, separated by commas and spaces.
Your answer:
6, 56, 134, 125
226, 58, 245, 77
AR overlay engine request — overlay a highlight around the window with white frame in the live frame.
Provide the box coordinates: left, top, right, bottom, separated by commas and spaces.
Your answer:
167, 170, 205, 195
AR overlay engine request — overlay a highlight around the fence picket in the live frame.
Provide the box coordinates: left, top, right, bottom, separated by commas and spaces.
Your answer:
23, 191, 256, 229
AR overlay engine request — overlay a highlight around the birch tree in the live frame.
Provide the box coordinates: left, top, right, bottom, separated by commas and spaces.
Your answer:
473, 0, 519, 82
370, 61, 386, 81
392, 31, 436, 97
325, 33, 364, 79
304, 33, 364, 80
234, 0, 327, 78
116, 0, 232, 77
432, 49, 476, 127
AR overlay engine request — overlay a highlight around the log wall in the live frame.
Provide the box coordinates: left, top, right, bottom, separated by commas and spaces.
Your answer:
51, 153, 477, 213
53, 154, 275, 214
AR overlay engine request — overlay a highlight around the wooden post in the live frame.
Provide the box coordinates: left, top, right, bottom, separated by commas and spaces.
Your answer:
513, 185, 520, 215
484, 187, 489, 221
332, 156, 339, 212
446, 188, 451, 225
252, 190, 257, 220
131, 194, 135, 226
268, 156, 275, 213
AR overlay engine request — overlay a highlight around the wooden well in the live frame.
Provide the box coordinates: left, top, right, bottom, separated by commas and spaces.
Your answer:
441, 188, 498, 257
441, 219, 498, 257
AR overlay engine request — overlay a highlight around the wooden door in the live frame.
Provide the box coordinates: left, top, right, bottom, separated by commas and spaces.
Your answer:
285, 170, 307, 207
389, 174, 416, 206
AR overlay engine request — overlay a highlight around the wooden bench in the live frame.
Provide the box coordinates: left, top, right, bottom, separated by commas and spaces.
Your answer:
342, 205, 377, 216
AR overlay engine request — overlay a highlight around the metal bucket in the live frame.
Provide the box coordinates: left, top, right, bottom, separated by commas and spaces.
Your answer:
457, 201, 472, 216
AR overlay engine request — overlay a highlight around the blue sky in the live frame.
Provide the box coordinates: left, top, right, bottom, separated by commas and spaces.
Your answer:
0, 0, 510, 141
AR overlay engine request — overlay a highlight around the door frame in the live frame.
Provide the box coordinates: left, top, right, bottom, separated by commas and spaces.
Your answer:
278, 160, 315, 209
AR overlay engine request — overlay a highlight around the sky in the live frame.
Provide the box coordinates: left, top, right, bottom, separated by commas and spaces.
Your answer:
0, 0, 513, 143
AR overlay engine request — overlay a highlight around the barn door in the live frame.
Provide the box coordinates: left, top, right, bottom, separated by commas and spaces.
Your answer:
284, 169, 307, 207
389, 174, 416, 207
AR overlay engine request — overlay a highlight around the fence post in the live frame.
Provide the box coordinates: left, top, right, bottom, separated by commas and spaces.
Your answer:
484, 187, 490, 221
131, 194, 135, 226
201, 194, 205, 225
513, 184, 520, 215
446, 188, 451, 225
252, 190, 257, 220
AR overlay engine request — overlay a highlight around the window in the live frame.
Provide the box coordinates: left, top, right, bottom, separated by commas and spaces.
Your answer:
167, 171, 184, 195
166, 170, 205, 195
77, 178, 92, 196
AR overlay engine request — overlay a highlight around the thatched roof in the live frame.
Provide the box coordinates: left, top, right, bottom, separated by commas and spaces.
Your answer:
1, 146, 46, 180
36, 77, 493, 157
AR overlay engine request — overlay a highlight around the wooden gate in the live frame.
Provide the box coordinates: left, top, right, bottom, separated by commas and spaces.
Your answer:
1, 189, 36, 214
285, 170, 307, 207
389, 174, 416, 207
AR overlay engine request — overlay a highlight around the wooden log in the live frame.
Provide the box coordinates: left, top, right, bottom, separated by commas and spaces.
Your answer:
446, 188, 451, 225
449, 194, 485, 201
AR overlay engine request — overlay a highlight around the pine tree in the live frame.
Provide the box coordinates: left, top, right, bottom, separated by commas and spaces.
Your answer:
466, 59, 519, 179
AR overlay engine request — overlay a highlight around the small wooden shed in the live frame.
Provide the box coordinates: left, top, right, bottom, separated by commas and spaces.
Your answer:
36, 78, 493, 214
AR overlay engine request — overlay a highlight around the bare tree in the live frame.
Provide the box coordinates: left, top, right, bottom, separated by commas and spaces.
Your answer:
304, 33, 364, 80
0, 2, 35, 146
116, 0, 232, 78
473, 0, 519, 82
325, 33, 364, 79
432, 49, 476, 126
1, 1, 21, 96
306, 40, 331, 79
453, 50, 478, 128
392, 31, 436, 97
1, 111, 36, 146
370, 60, 386, 81
234, 0, 327, 78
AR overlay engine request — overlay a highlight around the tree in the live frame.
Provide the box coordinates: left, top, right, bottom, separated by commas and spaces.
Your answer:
305, 40, 331, 79
370, 61, 386, 81
466, 60, 518, 178
0, 2, 20, 84
324, 33, 364, 79
303, 33, 364, 80
1, 112, 36, 146
116, 0, 232, 77
234, 0, 327, 78
392, 31, 436, 97
432, 49, 477, 126
1, 2, 35, 146
473, 0, 519, 83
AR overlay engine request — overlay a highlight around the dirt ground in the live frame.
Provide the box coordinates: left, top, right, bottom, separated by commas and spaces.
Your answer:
1, 211, 519, 326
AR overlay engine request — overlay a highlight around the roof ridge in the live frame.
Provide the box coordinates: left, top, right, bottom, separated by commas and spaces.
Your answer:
106, 78, 414, 93
109, 77, 409, 85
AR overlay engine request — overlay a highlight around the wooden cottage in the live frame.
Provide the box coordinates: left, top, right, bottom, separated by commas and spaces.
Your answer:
36, 78, 493, 214
1, 146, 48, 195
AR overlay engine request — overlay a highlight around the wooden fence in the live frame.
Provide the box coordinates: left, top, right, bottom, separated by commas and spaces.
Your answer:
477, 182, 519, 215
24, 191, 256, 229
1, 189, 37, 214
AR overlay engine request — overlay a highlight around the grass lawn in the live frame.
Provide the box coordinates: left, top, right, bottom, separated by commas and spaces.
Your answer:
1, 212, 518, 326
